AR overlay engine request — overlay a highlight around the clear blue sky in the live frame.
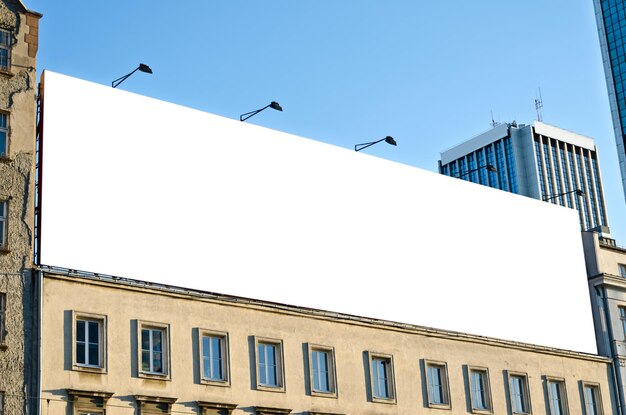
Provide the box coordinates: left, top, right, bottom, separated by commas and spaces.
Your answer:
28, 0, 626, 241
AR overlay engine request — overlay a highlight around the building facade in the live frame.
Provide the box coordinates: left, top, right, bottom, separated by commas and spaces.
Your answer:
439, 121, 609, 232
38, 266, 615, 415
0, 1, 41, 415
583, 231, 626, 415
593, 0, 626, 203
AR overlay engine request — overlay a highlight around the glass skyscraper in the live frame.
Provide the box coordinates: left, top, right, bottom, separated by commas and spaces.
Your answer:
439, 122, 609, 231
594, 0, 626, 202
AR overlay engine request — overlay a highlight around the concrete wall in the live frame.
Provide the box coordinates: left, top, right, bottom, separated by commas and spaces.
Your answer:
0, 1, 40, 415
41, 272, 614, 415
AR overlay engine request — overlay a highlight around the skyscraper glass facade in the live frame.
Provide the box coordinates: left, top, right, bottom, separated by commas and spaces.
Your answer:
439, 123, 609, 231
595, 0, 626, 199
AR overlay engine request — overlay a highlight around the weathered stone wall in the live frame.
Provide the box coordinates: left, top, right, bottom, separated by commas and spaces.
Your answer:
0, 1, 40, 415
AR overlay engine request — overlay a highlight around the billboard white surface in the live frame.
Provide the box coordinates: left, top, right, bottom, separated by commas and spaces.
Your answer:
41, 71, 595, 353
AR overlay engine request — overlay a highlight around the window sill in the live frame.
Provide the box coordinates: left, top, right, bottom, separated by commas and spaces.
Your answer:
0, 343, 7, 351
200, 378, 230, 387
0, 68, 14, 78
256, 384, 285, 393
72, 364, 107, 374
310, 389, 338, 399
372, 396, 396, 404
0, 155, 10, 163
471, 408, 493, 415
428, 402, 452, 410
0, 245, 10, 254
139, 371, 170, 381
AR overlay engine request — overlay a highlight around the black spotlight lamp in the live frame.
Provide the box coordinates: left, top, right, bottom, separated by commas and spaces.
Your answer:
112, 63, 153, 88
240, 101, 283, 122
354, 136, 397, 152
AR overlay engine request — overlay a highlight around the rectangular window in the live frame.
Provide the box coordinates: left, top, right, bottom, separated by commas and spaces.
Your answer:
619, 264, 626, 278
425, 360, 451, 408
0, 200, 6, 248
308, 344, 337, 396
200, 330, 229, 385
508, 372, 531, 414
546, 378, 568, 415
72, 312, 106, 372
0, 293, 5, 344
582, 382, 603, 415
0, 391, 4, 415
368, 352, 395, 403
254, 337, 284, 391
76, 319, 101, 367
469, 366, 492, 413
0, 113, 7, 158
0, 30, 10, 71
138, 321, 169, 378
620, 306, 626, 339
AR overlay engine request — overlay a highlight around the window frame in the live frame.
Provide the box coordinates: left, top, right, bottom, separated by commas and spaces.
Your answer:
619, 263, 626, 278
137, 320, 170, 380
367, 351, 396, 404
0, 293, 5, 347
71, 311, 107, 373
424, 359, 452, 409
307, 343, 337, 398
199, 329, 230, 386
581, 381, 603, 415
620, 306, 626, 340
0, 199, 7, 250
545, 376, 569, 415
506, 371, 532, 415
467, 365, 493, 414
0, 29, 11, 72
0, 112, 8, 160
254, 336, 285, 392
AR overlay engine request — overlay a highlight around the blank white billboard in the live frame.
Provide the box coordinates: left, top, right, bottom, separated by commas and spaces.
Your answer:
40, 71, 596, 353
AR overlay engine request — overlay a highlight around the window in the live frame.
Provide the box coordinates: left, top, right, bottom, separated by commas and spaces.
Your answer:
67, 389, 112, 415
72, 312, 106, 372
0, 391, 4, 415
619, 263, 626, 278
468, 366, 492, 413
508, 372, 531, 414
0, 30, 10, 71
308, 344, 337, 397
620, 306, 626, 339
0, 113, 7, 158
200, 330, 229, 385
546, 377, 568, 415
425, 360, 451, 408
368, 352, 395, 403
0, 200, 6, 248
582, 382, 603, 415
0, 293, 5, 345
138, 321, 170, 378
254, 337, 284, 391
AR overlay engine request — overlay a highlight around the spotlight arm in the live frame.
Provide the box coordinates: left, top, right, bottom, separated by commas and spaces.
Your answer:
543, 188, 584, 202
354, 136, 396, 152
240, 104, 271, 122
112, 67, 140, 88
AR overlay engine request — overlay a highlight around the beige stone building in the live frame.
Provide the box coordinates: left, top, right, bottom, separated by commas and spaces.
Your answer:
584, 231, 626, 415
0, 2, 618, 415
38, 266, 614, 415
0, 1, 40, 415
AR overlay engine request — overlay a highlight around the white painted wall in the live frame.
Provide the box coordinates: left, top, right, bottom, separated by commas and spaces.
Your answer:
40, 71, 596, 353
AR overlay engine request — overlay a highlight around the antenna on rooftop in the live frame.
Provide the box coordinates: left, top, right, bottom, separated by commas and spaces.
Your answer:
535, 88, 544, 122
490, 111, 500, 128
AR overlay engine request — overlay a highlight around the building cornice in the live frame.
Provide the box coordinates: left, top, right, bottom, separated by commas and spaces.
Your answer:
39, 264, 610, 364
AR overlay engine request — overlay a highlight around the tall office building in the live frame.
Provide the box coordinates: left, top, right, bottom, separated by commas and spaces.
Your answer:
439, 121, 609, 232
594, 0, 626, 203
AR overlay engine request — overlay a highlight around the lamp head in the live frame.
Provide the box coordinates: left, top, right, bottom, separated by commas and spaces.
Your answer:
384, 136, 397, 146
138, 63, 153, 74
575, 189, 584, 196
270, 101, 283, 112
486, 164, 497, 172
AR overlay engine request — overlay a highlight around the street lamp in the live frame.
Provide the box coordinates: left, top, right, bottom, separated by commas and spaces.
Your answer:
456, 164, 496, 179
543, 188, 584, 202
240, 101, 283, 122
354, 136, 397, 152
112, 63, 153, 88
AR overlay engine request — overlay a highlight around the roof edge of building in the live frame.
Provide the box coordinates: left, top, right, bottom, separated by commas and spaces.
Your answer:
38, 264, 609, 363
